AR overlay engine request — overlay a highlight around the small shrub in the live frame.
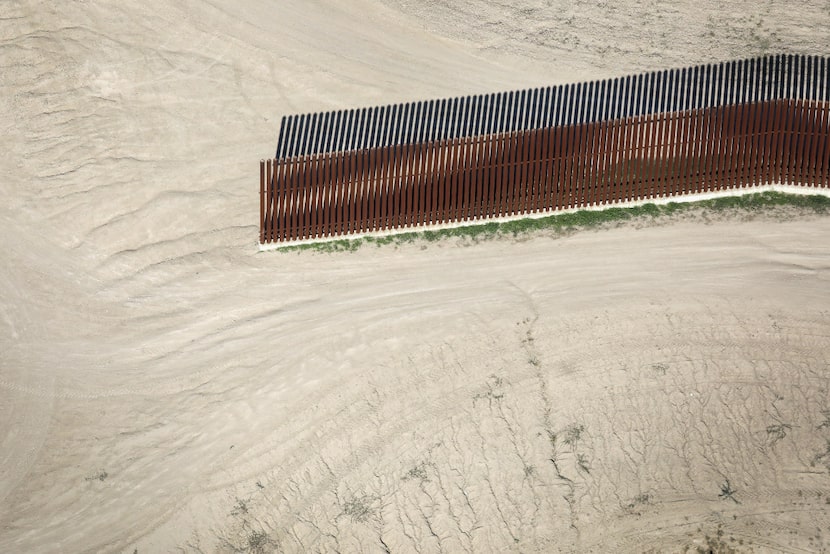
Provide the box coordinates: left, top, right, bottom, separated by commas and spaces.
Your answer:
719, 479, 739, 503
403, 463, 430, 483
231, 497, 250, 516
245, 530, 275, 554
85, 470, 108, 482
342, 495, 377, 523
564, 424, 586, 448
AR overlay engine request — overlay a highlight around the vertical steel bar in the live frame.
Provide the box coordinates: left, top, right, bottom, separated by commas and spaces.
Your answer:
710, 105, 723, 192
604, 116, 617, 204
269, 158, 278, 241
314, 153, 325, 237
530, 127, 543, 212
476, 134, 488, 219
391, 141, 402, 229
325, 152, 335, 236
367, 147, 377, 231
740, 97, 754, 188
352, 149, 363, 234
471, 134, 483, 220
370, 147, 381, 231
680, 81, 694, 195
465, 134, 475, 220
375, 145, 386, 231
563, 122, 575, 209
401, 143, 413, 227
295, 156, 306, 239
609, 114, 623, 203
395, 143, 408, 229
351, 150, 361, 233
772, 99, 785, 184
317, 154, 327, 237
270, 159, 278, 242
531, 127, 543, 211
580, 120, 592, 207
682, 107, 696, 196
613, 115, 626, 203
278, 157, 298, 241
330, 151, 341, 237
818, 100, 829, 186
454, 135, 465, 222
634, 112, 648, 201
416, 141, 427, 223
702, 106, 715, 192
320, 151, 339, 237
490, 133, 502, 218
661, 109, 673, 198
539, 126, 553, 212
341, 152, 352, 235
630, 110, 644, 201
807, 99, 819, 186
422, 141, 436, 226
433, 139, 445, 224
431, 139, 444, 224
658, 73, 672, 198
494, 133, 506, 216
582, 120, 594, 207
447, 137, 460, 223
517, 128, 530, 213
778, 99, 791, 185
260, 160, 267, 243
383, 144, 394, 230
793, 98, 807, 185
679, 109, 694, 195
748, 97, 763, 188
276, 157, 289, 241
724, 103, 737, 190
305, 154, 316, 238
600, 119, 618, 206
820, 100, 830, 186
445, 138, 456, 224
761, 100, 774, 185
501, 131, 514, 215
279, 158, 289, 241
724, 104, 740, 189
670, 110, 680, 197
643, 111, 656, 200
482, 134, 493, 217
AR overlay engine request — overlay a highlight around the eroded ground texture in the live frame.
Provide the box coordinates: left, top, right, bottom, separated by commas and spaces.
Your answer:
2, 1, 830, 552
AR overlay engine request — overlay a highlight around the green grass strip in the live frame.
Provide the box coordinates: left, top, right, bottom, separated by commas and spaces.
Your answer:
275, 191, 830, 253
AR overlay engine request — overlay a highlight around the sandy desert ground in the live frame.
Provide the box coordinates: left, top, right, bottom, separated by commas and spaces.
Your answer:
2, 1, 830, 552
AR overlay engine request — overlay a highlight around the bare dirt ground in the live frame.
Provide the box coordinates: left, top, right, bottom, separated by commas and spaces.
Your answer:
2, 1, 830, 552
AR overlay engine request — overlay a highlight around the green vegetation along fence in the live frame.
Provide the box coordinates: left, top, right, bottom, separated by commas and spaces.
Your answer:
261, 55, 829, 244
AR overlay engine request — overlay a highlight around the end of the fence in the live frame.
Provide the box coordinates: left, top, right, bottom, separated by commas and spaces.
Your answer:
259, 159, 266, 244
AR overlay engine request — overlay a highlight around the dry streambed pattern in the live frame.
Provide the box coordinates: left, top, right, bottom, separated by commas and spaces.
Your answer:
199, 227, 830, 553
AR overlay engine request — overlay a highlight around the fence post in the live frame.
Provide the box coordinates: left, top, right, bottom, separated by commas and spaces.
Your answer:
260, 160, 266, 244
819, 101, 830, 186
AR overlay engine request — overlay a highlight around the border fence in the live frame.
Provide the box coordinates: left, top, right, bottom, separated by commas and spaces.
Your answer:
261, 54, 830, 244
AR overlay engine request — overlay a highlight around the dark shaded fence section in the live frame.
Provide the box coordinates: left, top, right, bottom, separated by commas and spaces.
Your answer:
275, 54, 829, 159
261, 98, 830, 243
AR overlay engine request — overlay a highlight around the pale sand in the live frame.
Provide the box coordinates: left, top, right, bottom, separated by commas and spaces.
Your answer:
1, 1, 830, 552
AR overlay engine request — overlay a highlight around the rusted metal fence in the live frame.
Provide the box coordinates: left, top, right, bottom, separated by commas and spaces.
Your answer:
261, 55, 830, 244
